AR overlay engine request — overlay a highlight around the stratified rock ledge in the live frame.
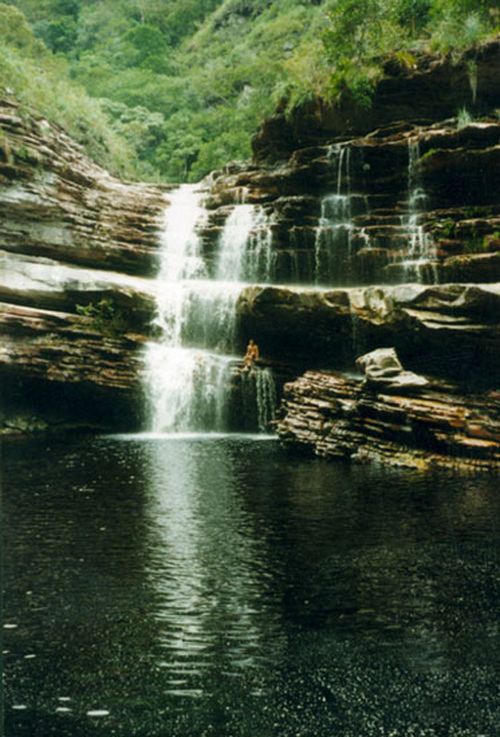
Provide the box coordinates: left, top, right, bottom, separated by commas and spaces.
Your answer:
277, 371, 500, 471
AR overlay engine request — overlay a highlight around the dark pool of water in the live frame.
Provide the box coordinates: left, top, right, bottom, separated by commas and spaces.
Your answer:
3, 435, 499, 737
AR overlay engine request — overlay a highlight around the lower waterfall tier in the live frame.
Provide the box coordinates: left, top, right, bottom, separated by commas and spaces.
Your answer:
145, 345, 277, 434
2, 282, 498, 442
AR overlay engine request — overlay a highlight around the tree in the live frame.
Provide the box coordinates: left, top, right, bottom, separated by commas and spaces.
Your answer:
34, 17, 77, 53
0, 3, 45, 53
123, 23, 172, 71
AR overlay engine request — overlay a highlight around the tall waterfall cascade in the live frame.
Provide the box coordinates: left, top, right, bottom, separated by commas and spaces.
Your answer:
145, 185, 277, 433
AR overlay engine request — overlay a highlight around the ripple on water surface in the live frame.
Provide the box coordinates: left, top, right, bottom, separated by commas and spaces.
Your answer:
3, 435, 499, 737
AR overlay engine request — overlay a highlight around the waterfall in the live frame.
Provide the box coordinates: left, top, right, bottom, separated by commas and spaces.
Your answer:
216, 204, 256, 282
400, 138, 438, 283
216, 204, 276, 283
145, 185, 277, 433
255, 368, 277, 431
239, 367, 277, 432
314, 144, 362, 286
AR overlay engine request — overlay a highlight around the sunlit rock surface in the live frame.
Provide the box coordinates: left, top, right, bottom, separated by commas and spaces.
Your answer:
355, 348, 429, 391
277, 370, 500, 470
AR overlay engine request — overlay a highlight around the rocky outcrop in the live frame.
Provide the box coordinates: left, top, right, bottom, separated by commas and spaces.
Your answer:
0, 302, 147, 434
204, 117, 500, 286
0, 98, 166, 434
277, 370, 500, 471
355, 348, 429, 390
252, 38, 500, 162
0, 250, 156, 324
237, 283, 500, 387
0, 98, 167, 275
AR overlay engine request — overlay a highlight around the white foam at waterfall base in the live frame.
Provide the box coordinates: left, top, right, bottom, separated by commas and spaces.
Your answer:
147, 346, 234, 432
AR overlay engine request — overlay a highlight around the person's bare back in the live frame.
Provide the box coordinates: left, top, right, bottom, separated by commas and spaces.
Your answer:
243, 339, 259, 368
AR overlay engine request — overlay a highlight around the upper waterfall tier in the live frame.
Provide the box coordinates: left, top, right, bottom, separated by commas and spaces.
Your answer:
203, 123, 499, 288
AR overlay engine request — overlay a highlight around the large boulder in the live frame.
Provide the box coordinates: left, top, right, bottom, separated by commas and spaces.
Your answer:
356, 347, 429, 391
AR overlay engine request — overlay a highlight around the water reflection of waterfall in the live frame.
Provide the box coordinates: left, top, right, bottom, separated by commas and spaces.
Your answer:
144, 440, 284, 699
145, 185, 277, 433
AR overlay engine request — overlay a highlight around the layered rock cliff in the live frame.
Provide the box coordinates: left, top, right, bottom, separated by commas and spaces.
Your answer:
0, 98, 164, 433
277, 369, 500, 471
1, 38, 499, 463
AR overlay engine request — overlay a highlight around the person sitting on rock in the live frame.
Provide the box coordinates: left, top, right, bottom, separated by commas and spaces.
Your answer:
243, 339, 260, 370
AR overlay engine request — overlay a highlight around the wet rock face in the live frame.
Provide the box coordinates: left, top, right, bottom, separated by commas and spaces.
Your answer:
205, 119, 500, 287
277, 371, 500, 471
0, 99, 167, 276
0, 98, 166, 434
237, 284, 500, 388
203, 40, 500, 288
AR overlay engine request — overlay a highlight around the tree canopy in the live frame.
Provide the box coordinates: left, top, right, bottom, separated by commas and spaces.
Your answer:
1, 0, 497, 181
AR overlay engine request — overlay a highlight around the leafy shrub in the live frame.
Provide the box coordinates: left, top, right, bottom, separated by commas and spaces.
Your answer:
76, 299, 128, 337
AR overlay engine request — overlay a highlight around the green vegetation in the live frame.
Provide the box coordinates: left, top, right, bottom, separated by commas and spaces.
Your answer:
1, 0, 498, 182
76, 299, 129, 337
457, 106, 474, 128
0, 4, 140, 177
420, 147, 440, 163
436, 219, 456, 237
